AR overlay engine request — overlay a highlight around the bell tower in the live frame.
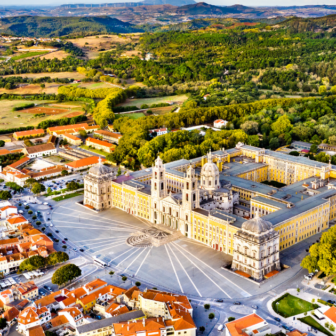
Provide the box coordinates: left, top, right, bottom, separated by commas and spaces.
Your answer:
182, 165, 199, 211
151, 156, 167, 199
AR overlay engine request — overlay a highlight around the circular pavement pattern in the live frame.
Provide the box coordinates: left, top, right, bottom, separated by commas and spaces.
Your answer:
51, 197, 255, 299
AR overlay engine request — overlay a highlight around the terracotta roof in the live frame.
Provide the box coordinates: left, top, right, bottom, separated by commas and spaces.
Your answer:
63, 133, 81, 141
2, 306, 19, 322
106, 304, 129, 316
66, 156, 105, 169
226, 314, 265, 336
25, 143, 55, 155
0, 206, 17, 211
34, 289, 70, 308
286, 330, 307, 336
7, 156, 29, 168
28, 326, 45, 336
84, 279, 107, 292
14, 129, 44, 137
48, 123, 89, 132
95, 130, 122, 139
18, 307, 39, 325
0, 237, 19, 245
324, 306, 336, 324
123, 286, 139, 300
0, 149, 10, 156
113, 317, 165, 336
86, 137, 114, 148
60, 307, 82, 318
6, 214, 28, 225
50, 315, 69, 327
13, 281, 37, 295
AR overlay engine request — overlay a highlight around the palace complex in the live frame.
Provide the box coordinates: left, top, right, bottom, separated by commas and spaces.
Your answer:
84, 143, 336, 281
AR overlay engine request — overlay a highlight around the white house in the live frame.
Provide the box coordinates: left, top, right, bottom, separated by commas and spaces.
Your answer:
214, 119, 228, 129
226, 314, 271, 336
24, 143, 57, 159
149, 128, 168, 137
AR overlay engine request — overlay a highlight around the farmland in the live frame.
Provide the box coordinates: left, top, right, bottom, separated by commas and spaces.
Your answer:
0, 100, 84, 130
118, 95, 188, 108
11, 51, 49, 61
2, 72, 85, 80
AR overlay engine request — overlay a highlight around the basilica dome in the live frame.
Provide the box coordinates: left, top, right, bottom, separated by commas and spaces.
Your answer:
89, 158, 113, 176
242, 213, 272, 234
200, 151, 220, 190
201, 158, 219, 177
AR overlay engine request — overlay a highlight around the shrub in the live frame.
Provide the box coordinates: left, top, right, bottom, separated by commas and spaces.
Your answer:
228, 317, 235, 322
135, 281, 141, 286
208, 313, 215, 320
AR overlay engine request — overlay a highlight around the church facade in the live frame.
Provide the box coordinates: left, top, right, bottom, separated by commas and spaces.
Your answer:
84, 143, 336, 280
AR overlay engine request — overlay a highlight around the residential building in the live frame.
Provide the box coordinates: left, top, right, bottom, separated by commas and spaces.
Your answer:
62, 133, 82, 146
1, 306, 19, 327
47, 123, 99, 136
149, 128, 168, 136
12, 281, 38, 301
24, 143, 57, 159
58, 307, 84, 327
0, 205, 17, 220
6, 214, 29, 230
213, 119, 228, 129
66, 156, 107, 172
86, 137, 115, 153
94, 130, 122, 144
18, 306, 51, 332
225, 314, 271, 336
13, 129, 45, 140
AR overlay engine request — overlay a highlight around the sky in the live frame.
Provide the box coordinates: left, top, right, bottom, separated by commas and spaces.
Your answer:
4, 0, 336, 8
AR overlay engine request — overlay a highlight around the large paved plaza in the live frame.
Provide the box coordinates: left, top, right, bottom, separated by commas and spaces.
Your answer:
50, 197, 319, 299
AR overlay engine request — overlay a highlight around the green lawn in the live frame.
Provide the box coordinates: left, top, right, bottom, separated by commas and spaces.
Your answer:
115, 112, 145, 120
272, 293, 319, 317
53, 191, 84, 202
299, 316, 333, 336
11, 51, 49, 61
118, 95, 188, 107
80, 145, 109, 157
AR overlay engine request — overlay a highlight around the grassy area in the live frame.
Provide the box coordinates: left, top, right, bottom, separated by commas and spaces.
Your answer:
47, 155, 71, 164
299, 316, 333, 336
115, 112, 145, 120
0, 100, 84, 130
11, 51, 49, 61
118, 95, 188, 108
262, 180, 287, 188
53, 191, 84, 202
80, 145, 109, 157
272, 293, 319, 317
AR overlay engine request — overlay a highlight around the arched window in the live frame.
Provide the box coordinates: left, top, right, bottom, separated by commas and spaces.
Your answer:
186, 193, 189, 201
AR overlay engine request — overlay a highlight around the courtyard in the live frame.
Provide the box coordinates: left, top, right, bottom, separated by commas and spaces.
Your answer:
50, 197, 323, 299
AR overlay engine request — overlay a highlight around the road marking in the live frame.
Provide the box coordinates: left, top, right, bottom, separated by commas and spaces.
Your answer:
92, 242, 127, 255
165, 244, 184, 293
116, 248, 140, 267
135, 247, 152, 276
53, 219, 135, 231
108, 247, 135, 266
124, 248, 148, 272
74, 236, 129, 243
57, 207, 143, 229
84, 238, 126, 247
168, 243, 202, 297
172, 243, 231, 298
180, 239, 206, 248
174, 242, 251, 297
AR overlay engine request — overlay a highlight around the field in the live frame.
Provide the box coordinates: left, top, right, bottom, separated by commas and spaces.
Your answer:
3, 72, 85, 80
115, 112, 145, 120
53, 191, 84, 202
43, 50, 69, 60
118, 95, 188, 108
20, 106, 81, 115
0, 100, 84, 130
80, 145, 109, 157
68, 34, 140, 59
11, 51, 49, 61
272, 293, 319, 317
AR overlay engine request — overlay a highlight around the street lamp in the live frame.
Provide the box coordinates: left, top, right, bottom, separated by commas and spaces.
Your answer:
276, 302, 280, 314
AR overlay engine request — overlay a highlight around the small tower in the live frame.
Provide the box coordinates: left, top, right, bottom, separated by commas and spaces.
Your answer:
151, 155, 167, 199
182, 165, 200, 211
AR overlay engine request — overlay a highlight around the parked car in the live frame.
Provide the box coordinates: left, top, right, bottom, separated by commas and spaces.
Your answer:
216, 299, 223, 303
62, 240, 66, 244
234, 302, 241, 305
56, 230, 59, 233
217, 324, 224, 331
251, 305, 258, 309
282, 325, 290, 331
80, 249, 85, 252
274, 318, 281, 322
64, 238, 68, 241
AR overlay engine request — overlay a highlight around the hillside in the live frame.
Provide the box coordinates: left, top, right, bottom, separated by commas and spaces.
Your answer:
280, 15, 336, 33
0, 16, 135, 37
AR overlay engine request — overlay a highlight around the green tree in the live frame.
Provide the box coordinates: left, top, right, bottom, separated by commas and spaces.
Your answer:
67, 181, 80, 191
117, 166, 122, 176
199, 327, 205, 334
47, 252, 69, 265
204, 304, 210, 310
61, 170, 69, 176
122, 276, 127, 282
240, 121, 259, 135
289, 151, 300, 156
0, 141, 5, 148
0, 191, 12, 200
271, 115, 292, 136
25, 178, 37, 188
5, 182, 23, 192
301, 226, 336, 275
208, 313, 215, 320
19, 255, 47, 272
51, 264, 81, 286
310, 144, 318, 153
0, 318, 7, 329
269, 137, 280, 150
135, 281, 141, 286
78, 130, 87, 137
319, 85, 327, 95
31, 182, 46, 195
228, 317, 235, 322
47, 187, 52, 194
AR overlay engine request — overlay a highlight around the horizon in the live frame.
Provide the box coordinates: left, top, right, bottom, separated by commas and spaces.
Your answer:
2, 0, 336, 8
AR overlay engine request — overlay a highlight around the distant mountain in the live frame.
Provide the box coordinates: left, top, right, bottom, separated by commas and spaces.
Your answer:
0, 16, 134, 37
143, 0, 195, 5
176, 2, 241, 15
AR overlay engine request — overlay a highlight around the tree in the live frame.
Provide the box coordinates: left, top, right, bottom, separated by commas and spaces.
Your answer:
319, 85, 327, 95
61, 170, 68, 176
240, 121, 259, 135
204, 304, 210, 310
330, 86, 336, 94
199, 326, 205, 334
289, 151, 300, 156
208, 313, 215, 320
0, 141, 5, 148
122, 276, 127, 282
329, 135, 336, 145
228, 317, 235, 322
269, 137, 280, 150
310, 144, 318, 153
117, 166, 122, 176
271, 115, 292, 136
32, 182, 46, 195
19, 255, 47, 272
301, 226, 336, 275
78, 130, 87, 137
109, 271, 114, 275
40, 84, 45, 89
0, 318, 7, 329
52, 264, 81, 286
47, 187, 52, 194
47, 252, 69, 265
5, 182, 22, 192
0, 191, 12, 200
67, 181, 80, 191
